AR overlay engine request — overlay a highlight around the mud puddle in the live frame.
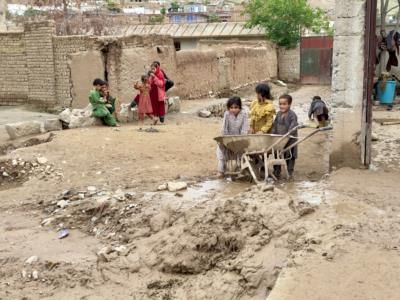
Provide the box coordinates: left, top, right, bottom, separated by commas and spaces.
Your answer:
143, 179, 251, 209
280, 180, 330, 205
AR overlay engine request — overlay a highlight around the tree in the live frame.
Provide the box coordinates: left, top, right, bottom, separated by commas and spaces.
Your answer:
160, 7, 166, 15
245, 0, 331, 48
208, 14, 221, 23
170, 2, 180, 12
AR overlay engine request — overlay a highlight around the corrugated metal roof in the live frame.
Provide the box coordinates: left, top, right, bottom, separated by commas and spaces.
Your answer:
124, 22, 264, 38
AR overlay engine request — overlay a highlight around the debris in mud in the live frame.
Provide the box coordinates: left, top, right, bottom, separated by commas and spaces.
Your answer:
198, 110, 212, 118
0, 133, 54, 156
0, 157, 63, 190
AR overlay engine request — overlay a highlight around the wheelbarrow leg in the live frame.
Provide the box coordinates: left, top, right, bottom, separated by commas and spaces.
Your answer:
241, 154, 261, 184
263, 152, 269, 182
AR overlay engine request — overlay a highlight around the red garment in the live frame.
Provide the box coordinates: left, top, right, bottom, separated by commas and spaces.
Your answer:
150, 66, 166, 117
135, 82, 153, 115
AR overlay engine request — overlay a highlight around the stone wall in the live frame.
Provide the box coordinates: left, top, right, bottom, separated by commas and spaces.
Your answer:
278, 46, 300, 83
330, 0, 365, 167
0, 32, 28, 105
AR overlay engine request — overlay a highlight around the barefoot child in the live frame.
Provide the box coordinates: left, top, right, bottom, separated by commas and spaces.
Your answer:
272, 94, 298, 178
250, 83, 276, 134
134, 74, 156, 130
217, 96, 249, 177
308, 96, 329, 128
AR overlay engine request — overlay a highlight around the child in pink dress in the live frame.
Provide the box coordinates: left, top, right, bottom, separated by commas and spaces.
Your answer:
134, 74, 156, 130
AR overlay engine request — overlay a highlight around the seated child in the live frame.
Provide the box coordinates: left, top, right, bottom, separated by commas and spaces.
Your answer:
272, 94, 298, 178
249, 83, 276, 134
308, 96, 329, 128
217, 96, 249, 177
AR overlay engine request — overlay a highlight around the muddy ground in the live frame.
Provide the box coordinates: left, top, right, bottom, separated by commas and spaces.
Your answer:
1, 85, 400, 300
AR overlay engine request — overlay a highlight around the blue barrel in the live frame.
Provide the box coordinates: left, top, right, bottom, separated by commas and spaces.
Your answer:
377, 80, 396, 104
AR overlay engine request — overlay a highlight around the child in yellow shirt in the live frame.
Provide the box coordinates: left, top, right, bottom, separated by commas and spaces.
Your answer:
249, 83, 276, 133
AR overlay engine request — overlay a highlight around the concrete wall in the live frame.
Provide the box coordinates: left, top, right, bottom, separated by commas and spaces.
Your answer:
0, 21, 279, 108
330, 0, 366, 167
278, 46, 301, 83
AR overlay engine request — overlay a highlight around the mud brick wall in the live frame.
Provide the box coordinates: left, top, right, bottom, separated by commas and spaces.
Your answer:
53, 36, 96, 107
175, 50, 220, 98
24, 21, 57, 107
278, 46, 300, 83
106, 35, 176, 103
225, 46, 278, 89
0, 32, 28, 105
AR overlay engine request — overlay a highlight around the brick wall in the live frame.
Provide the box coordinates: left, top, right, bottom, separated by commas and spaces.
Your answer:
278, 46, 300, 83
53, 36, 97, 107
0, 21, 280, 108
24, 21, 57, 107
0, 32, 28, 105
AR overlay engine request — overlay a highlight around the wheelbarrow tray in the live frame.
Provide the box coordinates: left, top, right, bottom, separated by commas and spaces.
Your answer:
214, 134, 291, 153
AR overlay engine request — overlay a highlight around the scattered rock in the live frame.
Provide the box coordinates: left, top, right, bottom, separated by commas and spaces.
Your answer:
41, 217, 55, 227
21, 269, 28, 279
59, 108, 72, 124
114, 245, 128, 255
198, 110, 212, 118
167, 182, 188, 192
2, 172, 9, 177
32, 270, 39, 280
57, 200, 69, 209
87, 186, 97, 192
371, 132, 379, 142
157, 184, 168, 191
37, 157, 48, 165
5, 121, 42, 140
44, 118, 62, 132
25, 256, 39, 265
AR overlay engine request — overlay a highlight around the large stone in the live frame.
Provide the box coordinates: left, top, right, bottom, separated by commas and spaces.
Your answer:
59, 108, 72, 124
5, 121, 42, 140
199, 110, 212, 118
67, 104, 102, 128
44, 118, 62, 132
167, 182, 188, 192
168, 97, 181, 113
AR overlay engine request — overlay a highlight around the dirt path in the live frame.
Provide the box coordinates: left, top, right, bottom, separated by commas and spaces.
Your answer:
1, 85, 400, 299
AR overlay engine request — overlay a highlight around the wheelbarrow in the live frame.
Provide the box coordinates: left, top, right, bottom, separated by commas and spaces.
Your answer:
214, 125, 333, 183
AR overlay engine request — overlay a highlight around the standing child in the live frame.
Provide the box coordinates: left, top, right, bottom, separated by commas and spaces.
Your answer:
272, 94, 298, 178
308, 96, 329, 128
250, 83, 276, 134
134, 74, 156, 130
217, 96, 249, 177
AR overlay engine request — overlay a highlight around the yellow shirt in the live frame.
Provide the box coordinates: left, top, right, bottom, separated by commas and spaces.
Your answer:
249, 100, 276, 133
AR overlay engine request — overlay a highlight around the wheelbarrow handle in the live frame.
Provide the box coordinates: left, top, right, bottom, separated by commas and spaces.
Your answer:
282, 125, 333, 153
266, 123, 306, 151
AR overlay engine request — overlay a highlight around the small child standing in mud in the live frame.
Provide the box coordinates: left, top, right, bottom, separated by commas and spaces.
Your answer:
217, 96, 249, 178
134, 74, 156, 130
308, 96, 329, 128
272, 94, 298, 178
249, 83, 276, 134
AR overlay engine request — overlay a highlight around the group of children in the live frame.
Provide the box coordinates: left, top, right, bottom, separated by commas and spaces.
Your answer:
217, 83, 329, 179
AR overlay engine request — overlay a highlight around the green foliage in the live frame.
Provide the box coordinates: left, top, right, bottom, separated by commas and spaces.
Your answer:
149, 15, 165, 24
170, 2, 180, 12
24, 7, 42, 17
245, 0, 331, 48
106, 0, 122, 13
208, 14, 221, 23
160, 7, 167, 15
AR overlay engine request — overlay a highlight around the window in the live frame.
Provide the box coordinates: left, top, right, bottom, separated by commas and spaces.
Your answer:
174, 41, 181, 51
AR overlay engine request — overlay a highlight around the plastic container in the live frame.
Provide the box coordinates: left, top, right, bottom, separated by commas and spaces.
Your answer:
377, 80, 396, 104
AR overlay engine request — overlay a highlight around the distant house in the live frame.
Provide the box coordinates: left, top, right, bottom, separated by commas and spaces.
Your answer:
183, 3, 207, 13
168, 12, 208, 23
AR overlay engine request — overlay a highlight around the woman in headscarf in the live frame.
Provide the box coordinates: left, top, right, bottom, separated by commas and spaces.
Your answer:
149, 62, 166, 124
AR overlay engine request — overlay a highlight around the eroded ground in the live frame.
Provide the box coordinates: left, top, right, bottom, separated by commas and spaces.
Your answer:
1, 86, 400, 300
